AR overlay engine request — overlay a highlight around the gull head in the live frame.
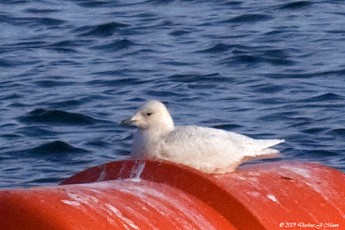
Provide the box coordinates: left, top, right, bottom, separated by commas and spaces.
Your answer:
121, 100, 174, 131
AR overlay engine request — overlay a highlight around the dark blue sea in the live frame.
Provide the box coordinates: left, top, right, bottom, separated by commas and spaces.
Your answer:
1, 0, 344, 188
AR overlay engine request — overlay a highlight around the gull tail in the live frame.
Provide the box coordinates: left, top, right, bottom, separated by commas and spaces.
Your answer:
245, 139, 285, 159
252, 139, 285, 150
224, 139, 285, 173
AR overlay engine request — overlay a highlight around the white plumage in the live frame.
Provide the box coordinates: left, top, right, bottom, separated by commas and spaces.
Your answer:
122, 100, 284, 174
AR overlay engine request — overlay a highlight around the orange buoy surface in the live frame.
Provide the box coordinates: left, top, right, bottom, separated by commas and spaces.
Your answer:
1, 160, 344, 230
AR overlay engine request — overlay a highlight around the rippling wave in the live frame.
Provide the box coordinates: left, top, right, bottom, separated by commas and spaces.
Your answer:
1, 0, 344, 188
20, 109, 97, 125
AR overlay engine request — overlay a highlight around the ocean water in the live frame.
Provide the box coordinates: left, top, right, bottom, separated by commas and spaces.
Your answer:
1, 0, 344, 188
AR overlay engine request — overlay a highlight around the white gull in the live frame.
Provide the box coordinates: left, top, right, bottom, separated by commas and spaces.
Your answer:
122, 100, 284, 174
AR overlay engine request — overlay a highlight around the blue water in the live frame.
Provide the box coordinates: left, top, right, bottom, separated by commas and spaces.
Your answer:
1, 0, 345, 188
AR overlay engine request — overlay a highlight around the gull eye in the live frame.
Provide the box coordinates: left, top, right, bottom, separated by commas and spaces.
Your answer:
146, 112, 152, 116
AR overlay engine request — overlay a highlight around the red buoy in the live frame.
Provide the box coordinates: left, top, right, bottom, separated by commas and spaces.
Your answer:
1, 160, 344, 229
